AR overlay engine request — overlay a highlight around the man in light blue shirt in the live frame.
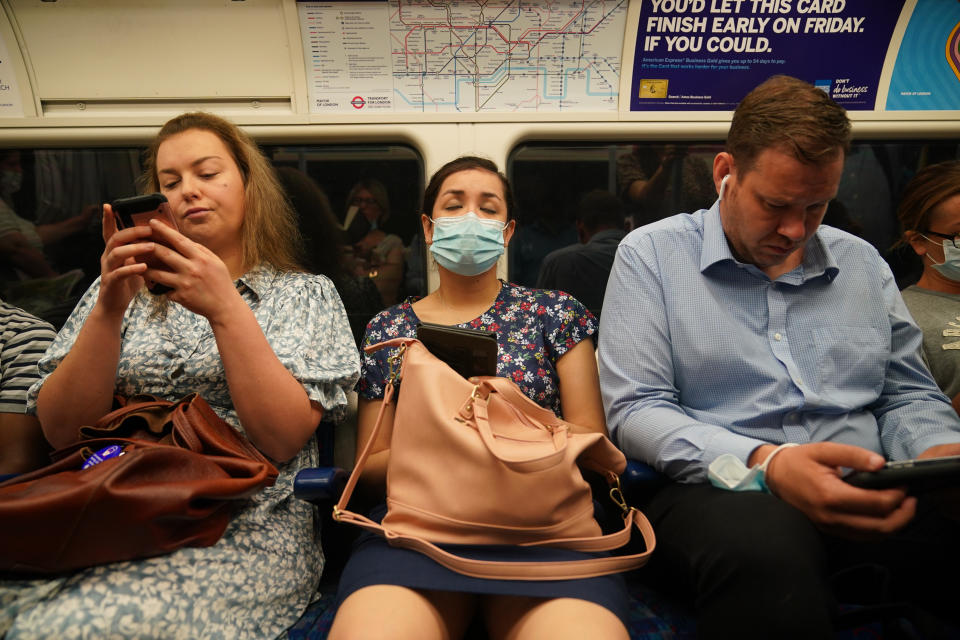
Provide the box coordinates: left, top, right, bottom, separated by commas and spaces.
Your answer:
599, 75, 960, 638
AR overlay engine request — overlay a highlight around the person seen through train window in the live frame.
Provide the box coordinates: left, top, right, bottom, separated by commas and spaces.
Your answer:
599, 75, 960, 638
276, 166, 384, 348
616, 143, 715, 226
0, 112, 360, 639
898, 160, 960, 416
536, 189, 626, 323
343, 178, 405, 306
0, 150, 97, 281
329, 156, 629, 640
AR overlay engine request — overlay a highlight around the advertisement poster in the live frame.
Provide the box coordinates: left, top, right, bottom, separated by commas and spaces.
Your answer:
630, 0, 905, 111
0, 33, 24, 117
886, 0, 960, 110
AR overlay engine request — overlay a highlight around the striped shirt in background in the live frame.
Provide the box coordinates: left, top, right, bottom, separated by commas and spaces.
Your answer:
0, 299, 55, 413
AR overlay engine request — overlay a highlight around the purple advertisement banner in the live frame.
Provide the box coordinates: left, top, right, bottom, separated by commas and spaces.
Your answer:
630, 0, 905, 111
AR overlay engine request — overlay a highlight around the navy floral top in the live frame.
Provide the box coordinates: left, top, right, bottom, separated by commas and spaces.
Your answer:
360, 282, 596, 417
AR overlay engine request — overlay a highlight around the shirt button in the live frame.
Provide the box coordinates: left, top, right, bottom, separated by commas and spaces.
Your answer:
796, 379, 804, 387
774, 333, 782, 341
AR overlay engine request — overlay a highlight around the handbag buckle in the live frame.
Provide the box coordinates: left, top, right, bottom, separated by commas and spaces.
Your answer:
463, 385, 483, 414
387, 343, 407, 385
609, 476, 630, 516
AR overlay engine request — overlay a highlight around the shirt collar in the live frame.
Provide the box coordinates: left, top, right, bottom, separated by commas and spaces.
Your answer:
235, 263, 277, 300
700, 202, 839, 284
587, 228, 626, 244
700, 201, 735, 272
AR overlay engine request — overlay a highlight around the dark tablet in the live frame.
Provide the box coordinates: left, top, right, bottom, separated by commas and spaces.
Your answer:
416, 322, 498, 379
844, 454, 960, 491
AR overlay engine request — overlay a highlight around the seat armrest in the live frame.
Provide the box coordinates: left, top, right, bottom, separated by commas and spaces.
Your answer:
622, 459, 665, 484
294, 467, 348, 503
621, 459, 668, 502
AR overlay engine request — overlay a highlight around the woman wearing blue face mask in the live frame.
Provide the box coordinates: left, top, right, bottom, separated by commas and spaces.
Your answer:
329, 156, 627, 640
898, 160, 960, 416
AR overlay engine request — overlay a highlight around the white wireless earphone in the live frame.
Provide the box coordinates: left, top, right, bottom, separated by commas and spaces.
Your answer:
718, 173, 730, 201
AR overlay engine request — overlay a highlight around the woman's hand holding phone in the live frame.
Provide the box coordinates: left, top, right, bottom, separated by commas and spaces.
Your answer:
98, 203, 156, 316
111, 193, 179, 294
100, 193, 242, 322
140, 219, 242, 323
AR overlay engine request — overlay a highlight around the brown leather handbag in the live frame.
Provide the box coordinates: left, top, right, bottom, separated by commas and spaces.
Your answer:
335, 338, 656, 580
0, 393, 278, 575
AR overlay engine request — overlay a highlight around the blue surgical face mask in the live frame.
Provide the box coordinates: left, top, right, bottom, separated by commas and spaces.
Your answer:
429, 212, 506, 276
922, 235, 960, 282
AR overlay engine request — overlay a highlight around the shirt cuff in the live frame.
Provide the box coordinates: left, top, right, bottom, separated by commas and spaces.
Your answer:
703, 429, 771, 471
904, 432, 960, 460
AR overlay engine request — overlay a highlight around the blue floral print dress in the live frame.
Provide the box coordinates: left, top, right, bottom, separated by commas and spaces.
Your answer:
337, 282, 630, 624
0, 265, 360, 640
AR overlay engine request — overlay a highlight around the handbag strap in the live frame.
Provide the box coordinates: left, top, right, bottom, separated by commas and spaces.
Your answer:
471, 391, 569, 472
335, 502, 655, 581
335, 338, 656, 580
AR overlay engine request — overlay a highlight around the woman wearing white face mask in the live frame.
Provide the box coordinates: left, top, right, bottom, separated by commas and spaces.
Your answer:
0, 150, 97, 281
329, 156, 628, 640
899, 160, 960, 415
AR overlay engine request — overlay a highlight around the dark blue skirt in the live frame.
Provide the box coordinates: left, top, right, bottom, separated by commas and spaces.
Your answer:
334, 505, 630, 625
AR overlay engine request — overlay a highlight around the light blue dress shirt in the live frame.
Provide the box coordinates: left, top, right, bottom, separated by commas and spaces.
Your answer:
598, 203, 960, 483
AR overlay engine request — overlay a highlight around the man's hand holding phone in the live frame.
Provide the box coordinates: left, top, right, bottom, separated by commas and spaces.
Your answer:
761, 441, 917, 539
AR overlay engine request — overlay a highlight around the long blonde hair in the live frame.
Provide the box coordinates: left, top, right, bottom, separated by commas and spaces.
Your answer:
140, 112, 304, 273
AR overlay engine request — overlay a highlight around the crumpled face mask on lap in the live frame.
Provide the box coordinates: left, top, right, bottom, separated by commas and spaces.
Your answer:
708, 454, 766, 492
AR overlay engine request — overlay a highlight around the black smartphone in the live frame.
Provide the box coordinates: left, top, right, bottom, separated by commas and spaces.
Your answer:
110, 193, 178, 294
844, 455, 960, 492
416, 322, 499, 379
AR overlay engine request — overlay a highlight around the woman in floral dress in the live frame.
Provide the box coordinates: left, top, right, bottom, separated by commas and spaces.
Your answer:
329, 156, 629, 640
0, 112, 360, 639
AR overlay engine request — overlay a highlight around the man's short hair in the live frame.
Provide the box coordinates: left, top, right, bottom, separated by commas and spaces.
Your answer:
726, 75, 851, 174
577, 189, 624, 232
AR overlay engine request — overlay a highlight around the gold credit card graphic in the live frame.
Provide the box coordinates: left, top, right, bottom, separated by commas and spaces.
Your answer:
640, 79, 668, 98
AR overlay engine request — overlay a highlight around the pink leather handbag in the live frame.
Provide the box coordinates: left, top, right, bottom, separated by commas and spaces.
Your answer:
335, 337, 655, 580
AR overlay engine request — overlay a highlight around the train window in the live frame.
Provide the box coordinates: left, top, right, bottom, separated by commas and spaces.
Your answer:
1, 143, 425, 337
507, 142, 722, 317
508, 140, 960, 316
0, 148, 142, 329
265, 144, 425, 343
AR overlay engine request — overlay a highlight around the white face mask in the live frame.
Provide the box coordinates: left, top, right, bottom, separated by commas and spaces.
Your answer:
921, 234, 960, 282
0, 170, 22, 196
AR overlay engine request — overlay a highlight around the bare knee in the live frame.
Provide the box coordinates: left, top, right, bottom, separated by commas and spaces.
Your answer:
329, 585, 476, 640
483, 595, 628, 640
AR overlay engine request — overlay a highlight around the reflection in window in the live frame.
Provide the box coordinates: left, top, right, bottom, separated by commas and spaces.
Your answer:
507, 142, 720, 316
265, 144, 425, 345
0, 144, 426, 333
508, 140, 960, 314
0, 148, 142, 328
